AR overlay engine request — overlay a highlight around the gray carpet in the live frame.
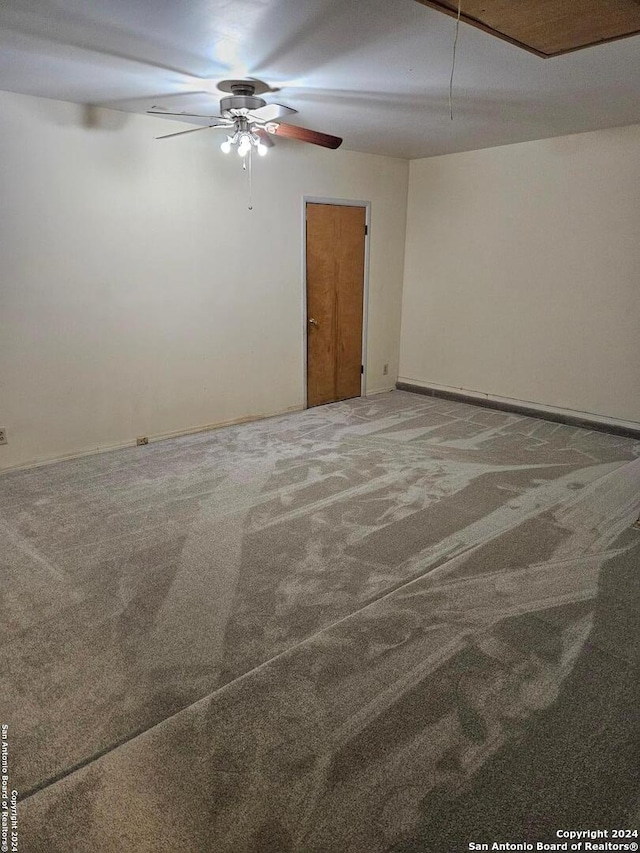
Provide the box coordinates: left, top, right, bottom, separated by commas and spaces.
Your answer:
2, 390, 639, 851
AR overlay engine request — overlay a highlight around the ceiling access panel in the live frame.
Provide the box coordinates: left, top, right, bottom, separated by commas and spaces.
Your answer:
415, 0, 640, 57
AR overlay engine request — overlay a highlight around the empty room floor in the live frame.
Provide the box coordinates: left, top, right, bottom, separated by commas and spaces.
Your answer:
3, 390, 640, 851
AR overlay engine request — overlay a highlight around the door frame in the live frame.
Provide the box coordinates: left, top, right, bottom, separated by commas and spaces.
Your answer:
301, 196, 371, 409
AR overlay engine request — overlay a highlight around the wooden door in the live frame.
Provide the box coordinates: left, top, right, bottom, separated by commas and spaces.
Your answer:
306, 203, 366, 408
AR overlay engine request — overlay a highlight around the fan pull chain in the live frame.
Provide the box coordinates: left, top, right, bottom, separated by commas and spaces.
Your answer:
449, 0, 462, 121
243, 148, 253, 210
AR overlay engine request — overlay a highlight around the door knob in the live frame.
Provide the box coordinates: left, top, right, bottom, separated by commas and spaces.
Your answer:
308, 318, 319, 327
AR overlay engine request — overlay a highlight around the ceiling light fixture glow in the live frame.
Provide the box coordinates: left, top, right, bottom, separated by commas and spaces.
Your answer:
237, 133, 252, 156
219, 128, 268, 157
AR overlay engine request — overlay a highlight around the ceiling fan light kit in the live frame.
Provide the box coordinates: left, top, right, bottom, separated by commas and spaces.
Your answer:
219, 123, 270, 157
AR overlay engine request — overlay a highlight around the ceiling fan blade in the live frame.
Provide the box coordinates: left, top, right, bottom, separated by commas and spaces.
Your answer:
148, 110, 225, 120
254, 128, 275, 148
155, 124, 225, 140
248, 103, 297, 122
270, 123, 342, 149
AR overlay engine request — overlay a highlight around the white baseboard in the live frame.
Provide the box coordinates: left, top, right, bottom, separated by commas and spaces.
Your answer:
0, 404, 305, 474
364, 384, 397, 397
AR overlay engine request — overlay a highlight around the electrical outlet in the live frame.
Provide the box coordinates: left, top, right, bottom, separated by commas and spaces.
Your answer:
136, 436, 149, 446
0, 428, 6, 445
383, 364, 389, 376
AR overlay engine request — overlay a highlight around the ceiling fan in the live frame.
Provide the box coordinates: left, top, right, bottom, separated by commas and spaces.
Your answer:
147, 79, 342, 156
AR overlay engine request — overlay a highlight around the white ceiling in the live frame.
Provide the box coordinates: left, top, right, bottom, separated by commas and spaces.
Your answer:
1, 0, 639, 159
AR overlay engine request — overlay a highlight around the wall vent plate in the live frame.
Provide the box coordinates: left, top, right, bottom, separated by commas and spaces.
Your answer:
136, 436, 149, 446
0, 428, 6, 445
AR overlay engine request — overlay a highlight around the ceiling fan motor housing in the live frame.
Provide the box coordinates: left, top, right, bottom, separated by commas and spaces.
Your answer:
220, 94, 266, 117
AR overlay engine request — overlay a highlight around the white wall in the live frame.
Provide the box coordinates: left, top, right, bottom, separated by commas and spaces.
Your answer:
0, 90, 409, 469
399, 124, 640, 424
